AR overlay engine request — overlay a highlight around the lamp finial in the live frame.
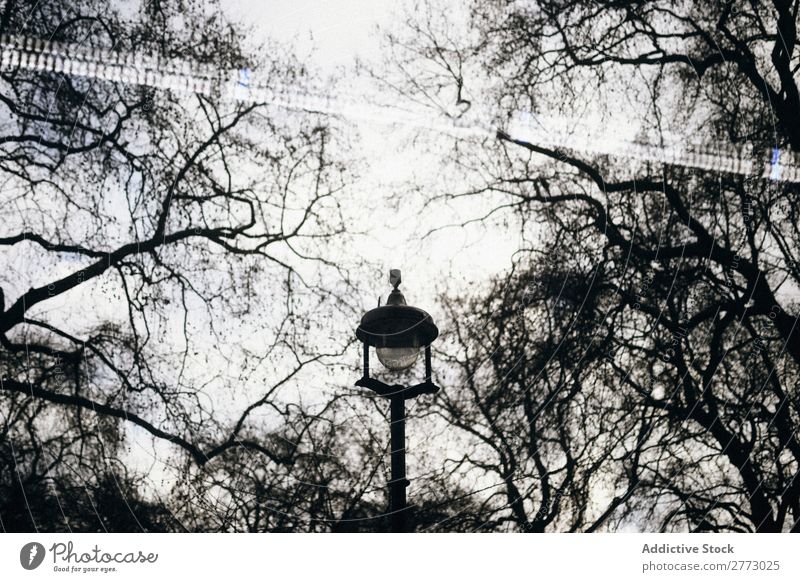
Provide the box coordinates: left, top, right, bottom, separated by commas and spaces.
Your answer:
389, 269, 401, 290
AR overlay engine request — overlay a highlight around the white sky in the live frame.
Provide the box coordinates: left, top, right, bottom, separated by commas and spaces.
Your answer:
221, 0, 393, 68
218, 0, 523, 310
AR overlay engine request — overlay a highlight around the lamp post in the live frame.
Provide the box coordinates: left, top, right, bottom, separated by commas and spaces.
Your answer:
355, 269, 440, 533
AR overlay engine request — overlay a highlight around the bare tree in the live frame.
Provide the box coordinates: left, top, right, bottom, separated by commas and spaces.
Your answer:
0, 0, 359, 531
380, 0, 800, 531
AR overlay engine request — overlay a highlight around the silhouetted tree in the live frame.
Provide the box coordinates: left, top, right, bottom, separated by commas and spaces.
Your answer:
382, 0, 800, 531
0, 0, 359, 531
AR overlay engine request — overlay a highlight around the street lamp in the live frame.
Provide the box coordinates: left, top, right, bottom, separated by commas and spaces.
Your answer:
355, 269, 440, 533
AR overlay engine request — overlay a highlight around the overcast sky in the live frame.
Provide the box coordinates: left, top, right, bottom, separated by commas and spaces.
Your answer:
218, 0, 523, 309
221, 0, 393, 67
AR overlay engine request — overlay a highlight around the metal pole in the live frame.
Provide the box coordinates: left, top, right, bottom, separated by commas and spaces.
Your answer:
389, 394, 408, 532
425, 345, 432, 382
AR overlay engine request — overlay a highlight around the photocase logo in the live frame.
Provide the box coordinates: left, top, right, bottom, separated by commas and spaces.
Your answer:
20, 542, 46, 570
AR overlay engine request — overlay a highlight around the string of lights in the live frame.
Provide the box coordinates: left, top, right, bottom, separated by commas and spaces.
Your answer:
1, 33, 798, 182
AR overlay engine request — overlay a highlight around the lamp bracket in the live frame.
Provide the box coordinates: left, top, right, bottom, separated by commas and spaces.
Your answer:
355, 377, 441, 400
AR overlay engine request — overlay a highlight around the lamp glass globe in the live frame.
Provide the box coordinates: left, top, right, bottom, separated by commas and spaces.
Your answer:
376, 346, 419, 371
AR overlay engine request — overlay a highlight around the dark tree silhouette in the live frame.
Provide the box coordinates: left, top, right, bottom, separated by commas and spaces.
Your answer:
381, 0, 800, 531
0, 0, 359, 531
